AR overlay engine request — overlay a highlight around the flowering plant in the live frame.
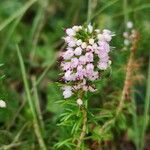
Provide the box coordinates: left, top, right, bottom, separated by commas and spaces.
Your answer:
60, 24, 114, 104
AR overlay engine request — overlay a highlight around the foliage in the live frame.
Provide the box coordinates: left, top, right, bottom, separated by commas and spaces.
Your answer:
0, 0, 149, 149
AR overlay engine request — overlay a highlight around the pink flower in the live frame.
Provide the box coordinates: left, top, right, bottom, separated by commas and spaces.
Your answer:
74, 47, 82, 56
71, 57, 78, 68
79, 55, 86, 65
102, 30, 112, 42
86, 63, 94, 71
60, 25, 113, 98
66, 28, 76, 36
98, 41, 110, 52
63, 36, 72, 43
64, 70, 73, 81
63, 49, 74, 60
68, 40, 76, 47
98, 61, 108, 70
76, 65, 85, 79
61, 62, 71, 70
85, 52, 93, 62
97, 50, 108, 59
86, 45, 94, 52
88, 71, 99, 81
86, 63, 94, 78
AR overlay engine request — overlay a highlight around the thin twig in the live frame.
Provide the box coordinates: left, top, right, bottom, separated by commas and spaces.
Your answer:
76, 107, 87, 150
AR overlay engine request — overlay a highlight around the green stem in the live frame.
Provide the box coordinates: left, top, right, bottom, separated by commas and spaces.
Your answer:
76, 107, 87, 150
140, 57, 150, 150
87, 0, 92, 23
123, 0, 128, 29
16, 45, 46, 150
32, 76, 45, 132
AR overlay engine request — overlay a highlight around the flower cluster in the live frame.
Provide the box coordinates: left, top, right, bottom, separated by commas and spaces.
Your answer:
123, 21, 134, 47
60, 24, 114, 99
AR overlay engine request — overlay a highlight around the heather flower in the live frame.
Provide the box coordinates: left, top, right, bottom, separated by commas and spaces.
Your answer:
123, 21, 135, 49
127, 21, 133, 29
63, 86, 73, 98
77, 98, 83, 106
74, 47, 82, 56
60, 24, 114, 100
0, 100, 6, 108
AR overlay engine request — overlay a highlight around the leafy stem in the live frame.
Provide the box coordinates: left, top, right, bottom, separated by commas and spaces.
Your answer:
76, 106, 87, 150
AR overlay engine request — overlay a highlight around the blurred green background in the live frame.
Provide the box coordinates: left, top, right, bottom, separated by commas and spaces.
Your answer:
0, 0, 149, 149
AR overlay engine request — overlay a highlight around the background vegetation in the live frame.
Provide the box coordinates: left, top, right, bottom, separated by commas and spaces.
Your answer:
0, 0, 149, 149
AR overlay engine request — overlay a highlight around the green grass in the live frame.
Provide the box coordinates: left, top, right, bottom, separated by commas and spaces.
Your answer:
0, 0, 149, 149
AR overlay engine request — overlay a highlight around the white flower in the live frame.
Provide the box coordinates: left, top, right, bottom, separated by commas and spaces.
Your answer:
124, 39, 130, 46
127, 21, 133, 29
88, 86, 97, 92
87, 24, 93, 33
66, 28, 76, 36
103, 29, 111, 34
0, 100, 6, 108
97, 34, 104, 40
92, 43, 98, 49
63, 86, 72, 98
108, 60, 112, 65
89, 38, 94, 45
76, 39, 82, 46
77, 98, 83, 106
123, 32, 129, 38
81, 42, 87, 49
103, 33, 112, 42
95, 29, 100, 33
74, 47, 82, 56
72, 26, 80, 32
